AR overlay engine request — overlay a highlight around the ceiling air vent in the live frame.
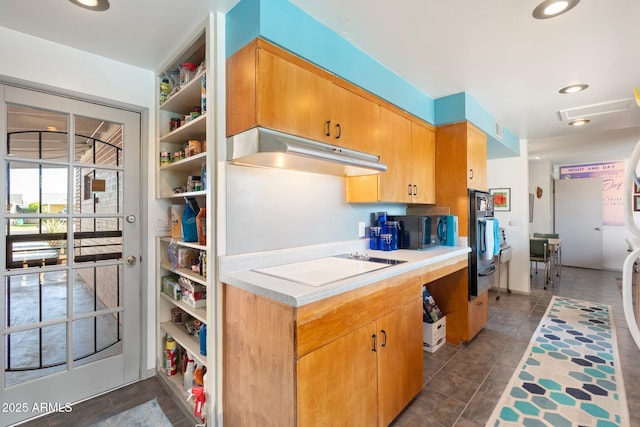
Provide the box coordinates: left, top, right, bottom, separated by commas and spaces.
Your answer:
494, 121, 504, 140
559, 98, 636, 121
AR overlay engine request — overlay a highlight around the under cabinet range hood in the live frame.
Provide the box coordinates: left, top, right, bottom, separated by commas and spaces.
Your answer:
227, 127, 387, 176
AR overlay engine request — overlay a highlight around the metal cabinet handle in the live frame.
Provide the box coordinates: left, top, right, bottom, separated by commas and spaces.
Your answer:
325, 120, 331, 136
408, 184, 412, 196
371, 334, 377, 352
469, 169, 474, 179
380, 329, 387, 347
335, 123, 342, 139
413, 185, 417, 196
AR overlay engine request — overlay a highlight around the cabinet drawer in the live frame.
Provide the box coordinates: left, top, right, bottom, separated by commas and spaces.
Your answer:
295, 273, 422, 357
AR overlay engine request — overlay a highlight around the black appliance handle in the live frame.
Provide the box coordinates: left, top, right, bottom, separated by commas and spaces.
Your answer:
437, 217, 446, 241
479, 265, 497, 277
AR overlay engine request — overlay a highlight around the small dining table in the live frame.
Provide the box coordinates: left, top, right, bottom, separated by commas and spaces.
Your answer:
547, 238, 562, 277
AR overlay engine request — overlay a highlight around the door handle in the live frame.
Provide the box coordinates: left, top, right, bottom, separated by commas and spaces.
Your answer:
413, 185, 417, 196
371, 334, 377, 352
335, 123, 341, 139
595, 227, 602, 231
325, 120, 331, 136
126, 256, 137, 266
380, 329, 387, 348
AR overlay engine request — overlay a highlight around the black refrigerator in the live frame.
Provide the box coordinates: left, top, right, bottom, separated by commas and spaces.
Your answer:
468, 189, 497, 300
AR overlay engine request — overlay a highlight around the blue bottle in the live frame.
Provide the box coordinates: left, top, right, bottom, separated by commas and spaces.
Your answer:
199, 323, 207, 356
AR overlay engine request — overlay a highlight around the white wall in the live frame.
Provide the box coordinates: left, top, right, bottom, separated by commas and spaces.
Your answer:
225, 164, 406, 254
528, 160, 640, 272
529, 160, 553, 233
487, 139, 530, 294
0, 26, 159, 372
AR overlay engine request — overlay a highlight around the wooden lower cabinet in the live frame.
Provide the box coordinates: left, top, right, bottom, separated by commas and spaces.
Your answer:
223, 274, 423, 426
467, 291, 489, 339
297, 321, 378, 426
425, 267, 488, 345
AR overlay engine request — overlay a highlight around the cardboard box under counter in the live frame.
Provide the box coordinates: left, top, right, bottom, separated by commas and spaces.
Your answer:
423, 316, 446, 353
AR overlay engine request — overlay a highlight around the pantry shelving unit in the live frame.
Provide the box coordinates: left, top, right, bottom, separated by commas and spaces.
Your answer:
154, 14, 217, 425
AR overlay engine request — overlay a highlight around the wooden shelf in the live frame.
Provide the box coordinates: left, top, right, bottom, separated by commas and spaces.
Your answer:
159, 114, 206, 143
160, 261, 207, 287
159, 189, 207, 200
160, 292, 207, 323
159, 151, 207, 172
160, 237, 206, 252
160, 321, 207, 367
160, 72, 206, 114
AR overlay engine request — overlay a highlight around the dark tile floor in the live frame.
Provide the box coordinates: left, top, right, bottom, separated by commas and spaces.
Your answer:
392, 265, 640, 427
18, 376, 195, 427
18, 266, 640, 427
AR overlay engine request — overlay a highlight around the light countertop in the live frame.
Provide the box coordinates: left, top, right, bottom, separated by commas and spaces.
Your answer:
219, 240, 470, 306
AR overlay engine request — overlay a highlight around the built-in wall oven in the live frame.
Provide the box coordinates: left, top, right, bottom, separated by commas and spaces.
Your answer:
468, 190, 497, 300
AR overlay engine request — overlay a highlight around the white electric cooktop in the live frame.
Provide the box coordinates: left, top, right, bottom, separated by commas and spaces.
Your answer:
253, 256, 391, 287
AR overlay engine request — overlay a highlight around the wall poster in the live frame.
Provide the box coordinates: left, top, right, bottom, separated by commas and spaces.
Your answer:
558, 161, 625, 226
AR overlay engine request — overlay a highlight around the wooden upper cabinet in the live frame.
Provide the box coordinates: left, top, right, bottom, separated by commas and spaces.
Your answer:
378, 107, 412, 203
227, 38, 380, 153
466, 123, 487, 189
410, 122, 436, 204
435, 121, 487, 236
347, 109, 435, 204
257, 48, 333, 141
329, 84, 380, 153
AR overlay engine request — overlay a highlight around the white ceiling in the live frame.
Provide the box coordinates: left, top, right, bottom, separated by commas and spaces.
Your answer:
1, 0, 640, 166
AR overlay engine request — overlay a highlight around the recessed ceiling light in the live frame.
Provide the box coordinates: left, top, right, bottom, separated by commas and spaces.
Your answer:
568, 118, 590, 126
68, 0, 110, 11
532, 0, 580, 19
559, 84, 589, 94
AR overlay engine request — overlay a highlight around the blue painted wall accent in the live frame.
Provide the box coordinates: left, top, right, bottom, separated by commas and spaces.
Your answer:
226, 0, 435, 124
435, 92, 520, 158
226, 0, 519, 158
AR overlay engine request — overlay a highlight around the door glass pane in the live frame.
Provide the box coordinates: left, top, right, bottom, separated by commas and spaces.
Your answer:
72, 218, 122, 264
4, 324, 68, 386
73, 266, 122, 315
7, 104, 69, 161
73, 313, 122, 364
7, 162, 68, 214
74, 116, 123, 166
5, 271, 68, 328
74, 167, 122, 214
5, 218, 68, 269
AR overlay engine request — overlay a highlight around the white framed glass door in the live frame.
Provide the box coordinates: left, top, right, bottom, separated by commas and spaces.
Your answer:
0, 85, 142, 425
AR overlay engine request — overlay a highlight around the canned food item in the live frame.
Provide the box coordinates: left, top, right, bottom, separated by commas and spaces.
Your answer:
160, 151, 171, 166
170, 117, 181, 131
173, 151, 183, 162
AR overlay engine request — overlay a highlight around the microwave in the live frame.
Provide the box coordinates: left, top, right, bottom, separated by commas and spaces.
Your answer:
391, 215, 458, 249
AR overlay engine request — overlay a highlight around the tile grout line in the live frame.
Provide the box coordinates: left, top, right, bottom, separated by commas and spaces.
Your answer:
449, 288, 550, 426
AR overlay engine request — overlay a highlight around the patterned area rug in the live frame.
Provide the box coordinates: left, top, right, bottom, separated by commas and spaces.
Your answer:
487, 296, 629, 426
89, 398, 172, 427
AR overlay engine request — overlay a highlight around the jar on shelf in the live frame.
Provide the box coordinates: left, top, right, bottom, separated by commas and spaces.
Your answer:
180, 62, 197, 87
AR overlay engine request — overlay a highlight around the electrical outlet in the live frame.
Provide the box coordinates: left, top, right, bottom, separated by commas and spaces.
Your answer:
358, 221, 366, 238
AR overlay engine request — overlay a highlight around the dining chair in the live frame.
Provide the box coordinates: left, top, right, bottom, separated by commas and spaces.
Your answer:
530, 238, 551, 289
533, 233, 561, 276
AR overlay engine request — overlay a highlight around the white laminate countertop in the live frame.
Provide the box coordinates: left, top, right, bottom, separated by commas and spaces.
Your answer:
219, 240, 471, 307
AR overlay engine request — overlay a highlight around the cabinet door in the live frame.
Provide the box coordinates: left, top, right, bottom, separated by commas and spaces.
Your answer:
410, 122, 435, 204
297, 322, 378, 427
466, 123, 487, 190
329, 85, 380, 153
378, 107, 412, 202
467, 291, 488, 340
257, 49, 333, 142
377, 298, 423, 426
